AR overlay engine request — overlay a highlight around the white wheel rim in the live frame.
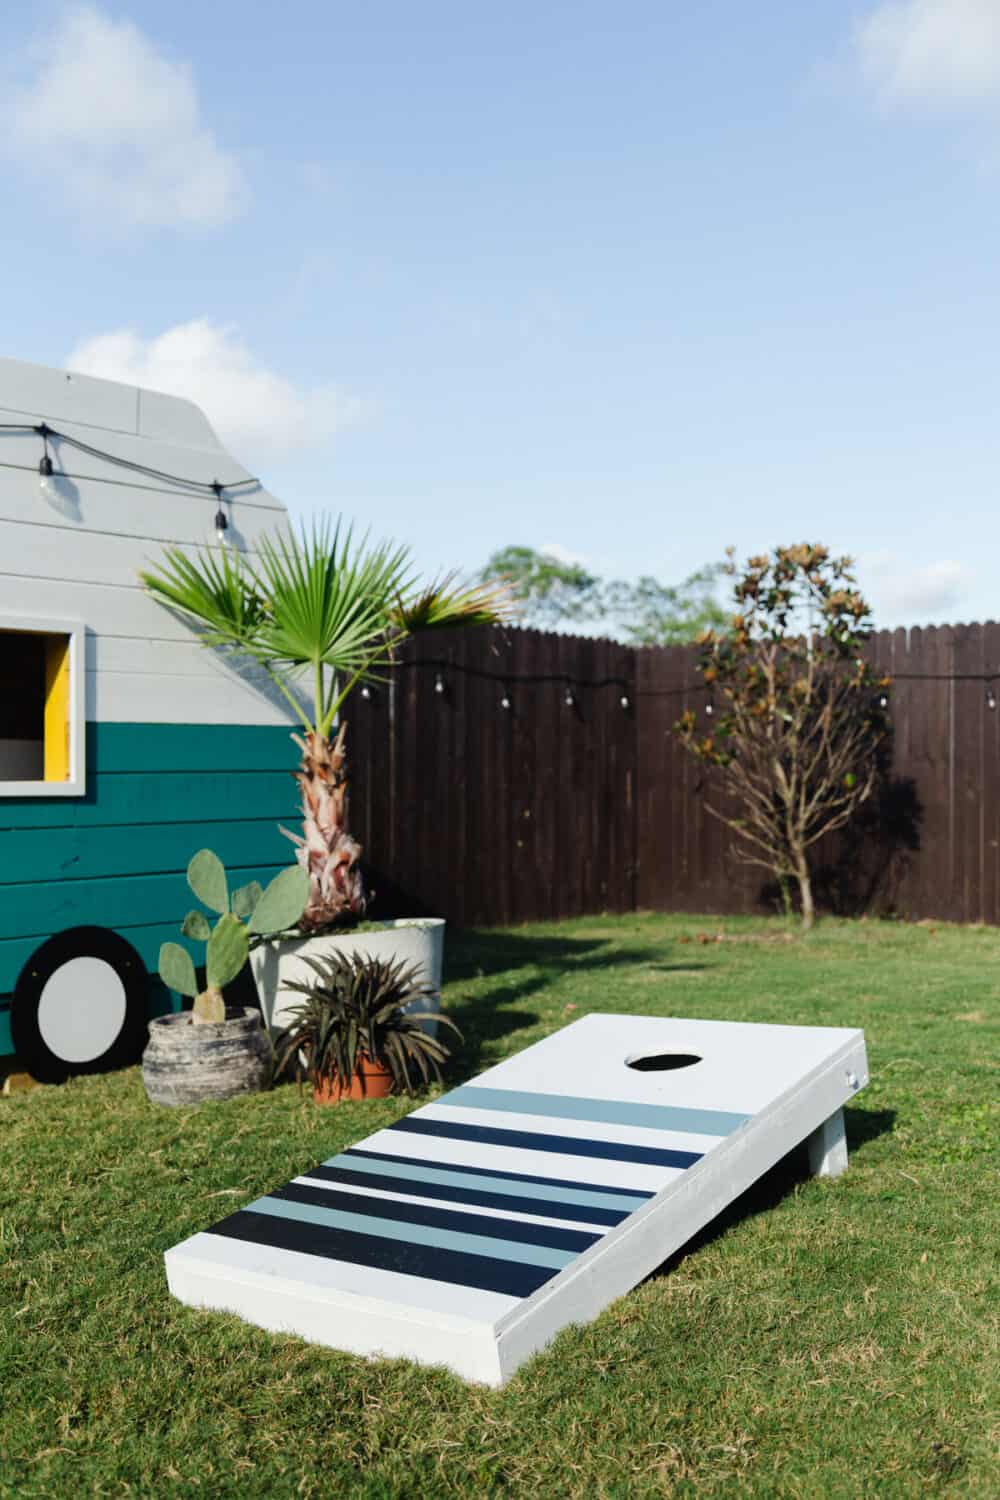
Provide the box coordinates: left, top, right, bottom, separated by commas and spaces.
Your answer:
37, 956, 128, 1063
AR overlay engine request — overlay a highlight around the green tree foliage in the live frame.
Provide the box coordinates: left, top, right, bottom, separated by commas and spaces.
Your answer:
479, 545, 603, 629
674, 544, 890, 929
479, 546, 726, 644
605, 564, 729, 646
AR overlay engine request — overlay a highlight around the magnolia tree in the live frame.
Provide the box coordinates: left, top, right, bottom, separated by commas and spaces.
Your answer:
675, 544, 889, 929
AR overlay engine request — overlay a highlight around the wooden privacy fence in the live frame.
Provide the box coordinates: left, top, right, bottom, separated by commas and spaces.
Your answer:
345, 621, 1000, 928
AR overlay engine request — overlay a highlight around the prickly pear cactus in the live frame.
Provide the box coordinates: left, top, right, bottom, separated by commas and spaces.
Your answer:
249, 866, 310, 935
159, 849, 310, 1026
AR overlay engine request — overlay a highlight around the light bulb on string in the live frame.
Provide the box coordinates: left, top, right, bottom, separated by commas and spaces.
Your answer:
38, 424, 57, 505
620, 693, 631, 710
704, 699, 714, 716
564, 687, 576, 708
500, 690, 512, 711
212, 482, 229, 544
987, 685, 997, 711
434, 673, 446, 696
360, 685, 372, 701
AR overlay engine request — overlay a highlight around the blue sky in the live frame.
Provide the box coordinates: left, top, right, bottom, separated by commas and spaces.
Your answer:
3, 0, 1000, 627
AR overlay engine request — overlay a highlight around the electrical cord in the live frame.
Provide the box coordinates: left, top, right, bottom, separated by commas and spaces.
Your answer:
0, 421, 256, 494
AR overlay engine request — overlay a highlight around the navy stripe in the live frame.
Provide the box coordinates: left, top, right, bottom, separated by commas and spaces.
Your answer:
275, 1182, 601, 1252
345, 1148, 653, 1201
305, 1165, 630, 1227
389, 1117, 704, 1170
205, 1210, 555, 1299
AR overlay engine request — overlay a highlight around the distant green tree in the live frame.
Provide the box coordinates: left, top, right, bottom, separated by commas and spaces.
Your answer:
480, 546, 726, 644
478, 545, 603, 629
606, 564, 729, 646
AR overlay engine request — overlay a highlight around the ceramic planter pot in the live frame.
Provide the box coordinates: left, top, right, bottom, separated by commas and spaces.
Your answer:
141, 1006, 272, 1107
250, 918, 445, 1038
312, 1058, 394, 1104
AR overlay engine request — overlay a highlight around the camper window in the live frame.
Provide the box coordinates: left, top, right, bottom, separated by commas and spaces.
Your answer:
0, 620, 84, 795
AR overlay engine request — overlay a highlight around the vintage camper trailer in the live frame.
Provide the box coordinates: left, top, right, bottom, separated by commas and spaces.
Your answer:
0, 356, 300, 1082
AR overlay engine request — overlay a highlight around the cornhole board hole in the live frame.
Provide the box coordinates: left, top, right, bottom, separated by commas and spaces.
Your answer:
165, 1014, 869, 1386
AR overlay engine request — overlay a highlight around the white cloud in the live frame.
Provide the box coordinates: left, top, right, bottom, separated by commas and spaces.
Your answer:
67, 320, 362, 457
863, 554, 972, 620
540, 542, 593, 569
5, 6, 245, 231
855, 0, 1000, 106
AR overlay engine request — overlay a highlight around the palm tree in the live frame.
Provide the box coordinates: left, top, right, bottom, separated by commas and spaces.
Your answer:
141, 522, 512, 930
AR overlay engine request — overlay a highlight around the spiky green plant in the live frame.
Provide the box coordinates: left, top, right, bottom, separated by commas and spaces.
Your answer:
140, 522, 513, 931
159, 850, 310, 1024
272, 952, 459, 1095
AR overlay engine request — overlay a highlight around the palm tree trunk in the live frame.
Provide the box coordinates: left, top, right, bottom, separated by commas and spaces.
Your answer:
283, 723, 367, 930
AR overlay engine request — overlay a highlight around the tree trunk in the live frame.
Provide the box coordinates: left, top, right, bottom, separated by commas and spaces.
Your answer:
795, 858, 815, 931
282, 723, 367, 930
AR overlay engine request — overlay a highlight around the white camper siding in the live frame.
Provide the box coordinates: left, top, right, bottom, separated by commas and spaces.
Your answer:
0, 366, 297, 728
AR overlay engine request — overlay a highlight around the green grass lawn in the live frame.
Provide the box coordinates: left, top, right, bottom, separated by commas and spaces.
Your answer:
1, 913, 998, 1498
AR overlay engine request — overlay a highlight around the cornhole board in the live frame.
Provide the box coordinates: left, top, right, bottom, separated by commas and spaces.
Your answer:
165, 1014, 869, 1385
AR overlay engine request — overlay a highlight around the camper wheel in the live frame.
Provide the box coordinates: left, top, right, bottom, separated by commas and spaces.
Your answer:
11, 927, 149, 1085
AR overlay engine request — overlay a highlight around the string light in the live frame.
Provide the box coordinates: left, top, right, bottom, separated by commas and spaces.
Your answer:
360, 686, 372, 701
212, 481, 229, 544
37, 423, 57, 504
988, 686, 997, 711
620, 693, 631, 710
500, 693, 512, 711
1, 420, 255, 497
705, 700, 714, 716
434, 672, 446, 696
564, 687, 576, 708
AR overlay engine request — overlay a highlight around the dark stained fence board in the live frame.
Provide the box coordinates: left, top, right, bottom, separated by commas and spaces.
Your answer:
336, 623, 1000, 931
983, 622, 1000, 926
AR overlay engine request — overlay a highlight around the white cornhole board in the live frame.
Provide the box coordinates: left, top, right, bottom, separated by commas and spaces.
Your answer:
165, 1014, 869, 1385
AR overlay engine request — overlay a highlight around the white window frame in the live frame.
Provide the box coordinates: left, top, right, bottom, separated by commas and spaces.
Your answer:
0, 614, 87, 797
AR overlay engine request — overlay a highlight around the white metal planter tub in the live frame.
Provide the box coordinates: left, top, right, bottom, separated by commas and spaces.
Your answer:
165, 1013, 869, 1386
250, 918, 446, 1036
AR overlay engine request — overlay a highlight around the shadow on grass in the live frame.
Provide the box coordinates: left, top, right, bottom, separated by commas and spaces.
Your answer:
444, 930, 707, 1075
647, 1105, 897, 1282
445, 929, 630, 981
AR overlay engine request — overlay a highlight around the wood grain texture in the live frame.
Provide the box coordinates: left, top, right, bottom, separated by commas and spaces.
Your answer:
345, 623, 1000, 930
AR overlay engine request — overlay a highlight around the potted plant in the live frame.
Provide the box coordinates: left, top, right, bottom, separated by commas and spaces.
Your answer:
141, 850, 309, 1106
273, 951, 459, 1104
140, 523, 511, 1033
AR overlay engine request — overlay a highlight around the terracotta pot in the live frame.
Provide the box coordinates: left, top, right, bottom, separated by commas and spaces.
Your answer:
313, 1058, 394, 1104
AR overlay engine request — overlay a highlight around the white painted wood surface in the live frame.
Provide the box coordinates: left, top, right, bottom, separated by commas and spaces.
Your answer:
166, 1014, 870, 1386
807, 1108, 849, 1178
0, 357, 299, 732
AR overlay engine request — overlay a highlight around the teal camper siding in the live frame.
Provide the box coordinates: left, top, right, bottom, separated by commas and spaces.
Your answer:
0, 722, 298, 1055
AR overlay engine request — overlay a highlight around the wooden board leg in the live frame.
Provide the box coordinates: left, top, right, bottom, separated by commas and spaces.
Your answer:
807, 1107, 848, 1179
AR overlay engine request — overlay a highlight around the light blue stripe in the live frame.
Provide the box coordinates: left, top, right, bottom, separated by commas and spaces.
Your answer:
323, 1152, 648, 1214
439, 1085, 749, 1137
247, 1196, 576, 1270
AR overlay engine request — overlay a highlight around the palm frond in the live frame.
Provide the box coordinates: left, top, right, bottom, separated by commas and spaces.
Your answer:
140, 545, 265, 652
393, 572, 517, 633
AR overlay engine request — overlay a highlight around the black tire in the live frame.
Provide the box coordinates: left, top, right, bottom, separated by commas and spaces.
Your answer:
11, 927, 149, 1084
